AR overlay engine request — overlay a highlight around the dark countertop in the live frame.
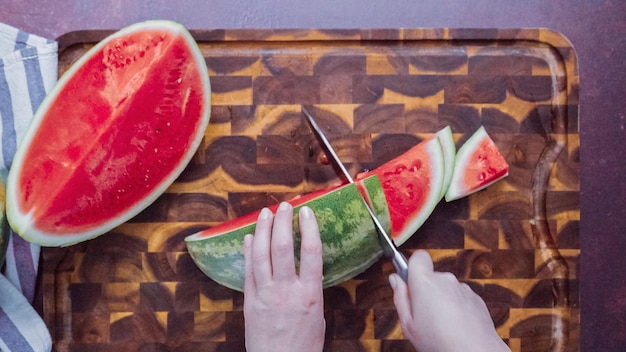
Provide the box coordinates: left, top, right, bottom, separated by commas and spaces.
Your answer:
2, 1, 625, 350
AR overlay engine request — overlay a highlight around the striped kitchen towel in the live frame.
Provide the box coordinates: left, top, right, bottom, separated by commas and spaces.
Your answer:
0, 22, 57, 352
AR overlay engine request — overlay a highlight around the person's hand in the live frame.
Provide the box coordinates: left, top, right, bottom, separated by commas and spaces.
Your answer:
243, 202, 325, 352
389, 250, 510, 352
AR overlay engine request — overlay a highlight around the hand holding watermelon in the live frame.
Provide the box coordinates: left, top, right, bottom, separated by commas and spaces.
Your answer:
389, 250, 510, 352
242, 205, 509, 352
243, 202, 325, 352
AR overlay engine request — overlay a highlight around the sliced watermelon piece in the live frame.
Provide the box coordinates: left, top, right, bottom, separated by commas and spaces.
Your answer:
185, 175, 390, 291
445, 126, 509, 202
435, 126, 456, 200
357, 136, 445, 245
6, 20, 211, 247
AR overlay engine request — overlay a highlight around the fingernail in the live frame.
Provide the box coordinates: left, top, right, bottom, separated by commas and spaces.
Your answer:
243, 234, 253, 248
388, 274, 398, 290
300, 206, 313, 219
278, 201, 291, 211
259, 207, 272, 220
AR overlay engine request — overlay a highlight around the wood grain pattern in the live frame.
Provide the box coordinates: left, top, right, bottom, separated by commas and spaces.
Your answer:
43, 28, 579, 352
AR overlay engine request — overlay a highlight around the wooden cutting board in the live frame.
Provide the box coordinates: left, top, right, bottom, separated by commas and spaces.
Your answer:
42, 28, 579, 352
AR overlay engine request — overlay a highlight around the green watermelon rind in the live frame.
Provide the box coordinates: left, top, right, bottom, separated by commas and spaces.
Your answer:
185, 176, 389, 292
435, 126, 456, 201
6, 20, 211, 247
444, 126, 509, 202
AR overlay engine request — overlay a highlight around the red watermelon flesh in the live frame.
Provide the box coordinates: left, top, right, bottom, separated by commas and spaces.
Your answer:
445, 126, 509, 202
357, 136, 444, 246
7, 21, 211, 246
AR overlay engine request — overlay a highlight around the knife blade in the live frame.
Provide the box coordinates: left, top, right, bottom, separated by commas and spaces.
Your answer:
302, 106, 409, 282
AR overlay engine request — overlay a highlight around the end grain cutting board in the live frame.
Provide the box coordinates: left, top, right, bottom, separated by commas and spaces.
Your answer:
42, 28, 580, 352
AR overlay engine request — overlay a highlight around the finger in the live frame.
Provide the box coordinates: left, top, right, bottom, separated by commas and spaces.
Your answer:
405, 250, 436, 308
409, 249, 434, 276
270, 202, 297, 282
251, 207, 274, 285
389, 273, 413, 323
297, 206, 323, 285
243, 234, 256, 293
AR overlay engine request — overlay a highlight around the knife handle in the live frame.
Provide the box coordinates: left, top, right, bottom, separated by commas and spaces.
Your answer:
392, 250, 409, 282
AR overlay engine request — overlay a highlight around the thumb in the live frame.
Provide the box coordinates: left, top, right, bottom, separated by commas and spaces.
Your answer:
409, 249, 434, 275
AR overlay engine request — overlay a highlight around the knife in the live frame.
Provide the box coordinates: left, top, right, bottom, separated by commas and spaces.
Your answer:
302, 107, 409, 282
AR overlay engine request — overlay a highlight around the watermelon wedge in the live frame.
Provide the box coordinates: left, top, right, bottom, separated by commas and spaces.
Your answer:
357, 135, 445, 245
186, 176, 390, 291
186, 132, 447, 290
6, 20, 211, 247
186, 125, 508, 291
445, 126, 509, 202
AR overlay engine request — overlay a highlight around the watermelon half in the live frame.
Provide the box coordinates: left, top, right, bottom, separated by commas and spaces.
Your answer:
6, 20, 211, 247
186, 176, 390, 291
357, 134, 445, 245
445, 126, 509, 202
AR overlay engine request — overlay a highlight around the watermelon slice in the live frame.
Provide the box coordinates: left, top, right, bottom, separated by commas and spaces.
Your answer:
435, 126, 456, 200
445, 126, 509, 202
6, 21, 211, 247
186, 133, 447, 290
186, 176, 390, 291
357, 135, 445, 245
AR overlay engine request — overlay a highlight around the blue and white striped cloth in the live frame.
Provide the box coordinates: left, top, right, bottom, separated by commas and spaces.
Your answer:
0, 22, 57, 352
